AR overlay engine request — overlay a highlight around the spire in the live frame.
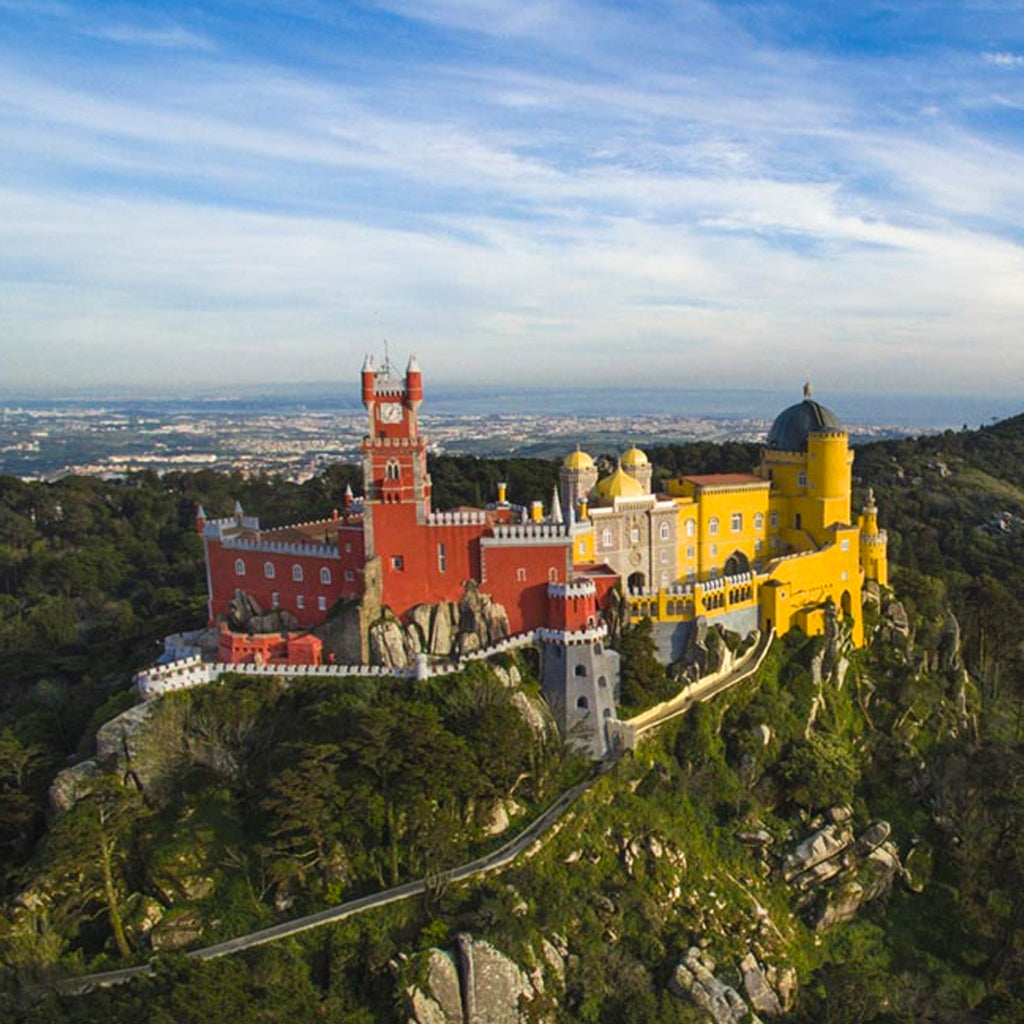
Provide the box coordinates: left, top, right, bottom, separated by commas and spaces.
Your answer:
362, 353, 375, 372
550, 485, 564, 525
407, 353, 421, 373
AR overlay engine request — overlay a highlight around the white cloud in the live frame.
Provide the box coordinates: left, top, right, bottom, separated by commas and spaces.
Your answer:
983, 51, 1024, 68
83, 23, 215, 51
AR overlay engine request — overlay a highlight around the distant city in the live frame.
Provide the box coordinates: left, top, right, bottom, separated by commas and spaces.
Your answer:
2, 386, 1020, 481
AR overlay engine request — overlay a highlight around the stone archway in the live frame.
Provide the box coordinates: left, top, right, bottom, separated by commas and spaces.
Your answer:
627, 571, 646, 592
724, 550, 751, 577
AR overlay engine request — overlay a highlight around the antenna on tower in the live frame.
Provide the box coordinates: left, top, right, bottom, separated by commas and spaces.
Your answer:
374, 311, 394, 378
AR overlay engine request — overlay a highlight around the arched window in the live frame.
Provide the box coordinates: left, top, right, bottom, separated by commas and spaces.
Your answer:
686, 518, 696, 537
598, 675, 607, 688
576, 696, 589, 710
548, 567, 558, 582
292, 564, 303, 582
320, 566, 331, 585
708, 516, 719, 535
386, 460, 400, 480
516, 568, 527, 582
659, 521, 670, 541
602, 528, 613, 548
574, 664, 587, 677
234, 558, 246, 576
264, 561, 275, 579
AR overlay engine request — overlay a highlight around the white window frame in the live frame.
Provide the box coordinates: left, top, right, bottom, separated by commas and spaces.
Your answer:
659, 522, 670, 541
264, 561, 275, 579
234, 558, 246, 576
320, 566, 331, 585
731, 512, 742, 532
708, 516, 719, 536
292, 564, 303, 582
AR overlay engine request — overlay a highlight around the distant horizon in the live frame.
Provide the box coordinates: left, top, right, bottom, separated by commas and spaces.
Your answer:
2, 380, 1019, 433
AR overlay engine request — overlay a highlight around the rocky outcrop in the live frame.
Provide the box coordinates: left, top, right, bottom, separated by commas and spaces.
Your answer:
49, 758, 103, 814
149, 906, 203, 951
51, 698, 186, 812
371, 584, 511, 667
779, 814, 902, 931
227, 588, 298, 634
880, 599, 910, 649
739, 954, 783, 1017
406, 933, 559, 1024
369, 611, 418, 669
668, 947, 761, 1024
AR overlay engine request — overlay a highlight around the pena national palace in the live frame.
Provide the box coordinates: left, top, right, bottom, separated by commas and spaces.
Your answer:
143, 354, 887, 757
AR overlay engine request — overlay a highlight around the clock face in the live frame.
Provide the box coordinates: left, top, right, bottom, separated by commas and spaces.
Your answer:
378, 402, 403, 424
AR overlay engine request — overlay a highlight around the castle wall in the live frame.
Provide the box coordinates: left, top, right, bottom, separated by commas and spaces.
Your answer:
369, 501, 487, 616
204, 521, 363, 628
649, 604, 759, 663
480, 528, 573, 634
760, 526, 863, 645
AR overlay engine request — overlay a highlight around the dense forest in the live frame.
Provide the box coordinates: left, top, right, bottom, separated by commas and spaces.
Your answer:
2, 418, 1024, 1022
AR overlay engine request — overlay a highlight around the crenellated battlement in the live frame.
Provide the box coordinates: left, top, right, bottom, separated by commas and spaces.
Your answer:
425, 510, 488, 527
548, 579, 597, 600
221, 537, 341, 558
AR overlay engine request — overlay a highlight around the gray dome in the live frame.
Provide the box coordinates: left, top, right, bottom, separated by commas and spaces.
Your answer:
766, 398, 842, 451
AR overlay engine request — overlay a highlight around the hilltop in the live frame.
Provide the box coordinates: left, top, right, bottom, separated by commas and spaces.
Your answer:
1, 411, 1023, 1021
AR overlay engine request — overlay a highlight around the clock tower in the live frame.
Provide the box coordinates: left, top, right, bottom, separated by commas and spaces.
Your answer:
360, 354, 431, 559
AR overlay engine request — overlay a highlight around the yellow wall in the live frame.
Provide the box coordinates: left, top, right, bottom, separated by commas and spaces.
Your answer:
573, 524, 596, 563
759, 525, 863, 645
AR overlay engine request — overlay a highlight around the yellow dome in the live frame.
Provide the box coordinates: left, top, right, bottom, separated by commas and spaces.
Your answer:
563, 446, 595, 471
590, 465, 646, 505
621, 446, 649, 468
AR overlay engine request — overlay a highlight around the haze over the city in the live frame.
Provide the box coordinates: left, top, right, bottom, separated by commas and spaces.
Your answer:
2, 0, 1023, 397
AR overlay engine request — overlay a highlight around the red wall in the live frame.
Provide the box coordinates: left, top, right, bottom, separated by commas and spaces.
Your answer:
371, 501, 487, 614
549, 588, 598, 632
480, 541, 573, 634
217, 627, 323, 665
205, 523, 364, 628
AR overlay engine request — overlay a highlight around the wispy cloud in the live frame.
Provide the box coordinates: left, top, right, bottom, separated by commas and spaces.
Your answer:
0, 0, 1022, 396
82, 23, 215, 51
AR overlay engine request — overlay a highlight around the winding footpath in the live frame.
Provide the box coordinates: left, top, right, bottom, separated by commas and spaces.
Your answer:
58, 630, 773, 996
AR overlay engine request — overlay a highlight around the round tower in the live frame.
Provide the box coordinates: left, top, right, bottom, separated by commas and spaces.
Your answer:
405, 354, 423, 406
806, 429, 852, 509
620, 446, 652, 493
560, 447, 598, 519
361, 354, 376, 406
859, 487, 888, 586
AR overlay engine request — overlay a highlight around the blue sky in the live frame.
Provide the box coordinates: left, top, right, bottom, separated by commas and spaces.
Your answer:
1, 0, 1023, 397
